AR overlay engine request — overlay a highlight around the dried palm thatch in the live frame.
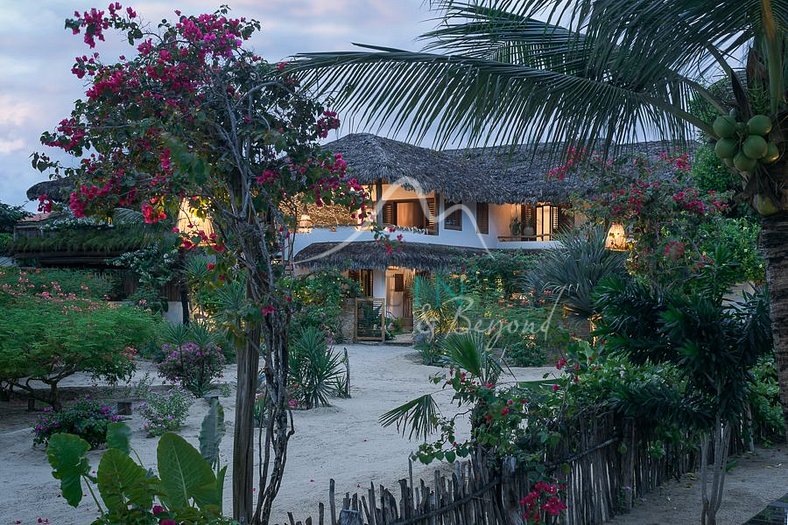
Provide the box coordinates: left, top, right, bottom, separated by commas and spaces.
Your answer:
29, 134, 695, 206
294, 241, 486, 271
324, 133, 695, 205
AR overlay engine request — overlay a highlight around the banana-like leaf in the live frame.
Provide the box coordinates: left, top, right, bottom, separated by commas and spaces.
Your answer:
157, 433, 219, 511
47, 433, 91, 508
97, 448, 155, 513
379, 394, 440, 441
199, 399, 226, 468
106, 422, 132, 455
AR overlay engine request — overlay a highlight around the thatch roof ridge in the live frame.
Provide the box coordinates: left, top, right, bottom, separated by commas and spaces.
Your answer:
294, 240, 485, 271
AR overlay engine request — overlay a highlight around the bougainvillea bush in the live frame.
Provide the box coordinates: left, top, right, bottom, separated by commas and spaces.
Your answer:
33, 398, 121, 448
0, 289, 157, 410
158, 341, 226, 397
34, 5, 379, 522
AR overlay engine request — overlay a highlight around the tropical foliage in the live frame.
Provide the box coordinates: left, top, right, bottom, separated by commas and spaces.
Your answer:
34, 5, 377, 521
46, 404, 231, 524
293, 0, 788, 438
33, 398, 122, 448
288, 326, 347, 409
0, 289, 158, 410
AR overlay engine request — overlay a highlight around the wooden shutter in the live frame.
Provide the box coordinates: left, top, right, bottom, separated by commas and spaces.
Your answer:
426, 197, 438, 235
476, 203, 489, 234
382, 202, 397, 226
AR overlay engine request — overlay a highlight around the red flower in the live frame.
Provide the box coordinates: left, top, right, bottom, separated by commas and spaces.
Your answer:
551, 384, 560, 392
206, 263, 215, 271
261, 304, 275, 316
556, 357, 567, 370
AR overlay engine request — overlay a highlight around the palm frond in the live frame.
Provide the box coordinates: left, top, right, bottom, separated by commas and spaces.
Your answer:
293, 0, 758, 153
379, 394, 440, 441
443, 331, 503, 384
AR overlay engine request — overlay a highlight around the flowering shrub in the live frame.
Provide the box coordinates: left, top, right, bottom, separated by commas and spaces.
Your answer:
33, 398, 121, 448
158, 341, 225, 397
521, 480, 567, 524
0, 291, 157, 409
139, 387, 193, 437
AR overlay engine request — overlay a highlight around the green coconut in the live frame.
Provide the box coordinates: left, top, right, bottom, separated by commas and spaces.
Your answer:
764, 142, 780, 164
747, 114, 773, 136
753, 193, 780, 216
733, 151, 757, 172
723, 157, 735, 169
714, 138, 739, 159
712, 115, 737, 139
742, 135, 768, 159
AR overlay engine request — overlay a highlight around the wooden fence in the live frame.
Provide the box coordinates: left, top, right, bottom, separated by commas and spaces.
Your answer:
280, 412, 733, 525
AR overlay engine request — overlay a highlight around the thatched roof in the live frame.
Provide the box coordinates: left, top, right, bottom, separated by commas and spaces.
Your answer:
324, 134, 694, 205
294, 241, 485, 271
27, 178, 74, 203
30, 134, 697, 205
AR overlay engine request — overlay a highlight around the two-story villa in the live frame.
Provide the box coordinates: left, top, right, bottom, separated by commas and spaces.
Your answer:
291, 133, 598, 335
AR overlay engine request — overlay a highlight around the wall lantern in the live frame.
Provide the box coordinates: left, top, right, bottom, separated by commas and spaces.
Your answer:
297, 213, 313, 233
177, 199, 214, 243
604, 223, 628, 251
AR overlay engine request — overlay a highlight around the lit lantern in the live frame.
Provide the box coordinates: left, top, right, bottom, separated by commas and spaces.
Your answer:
177, 199, 214, 242
297, 213, 313, 233
604, 223, 628, 251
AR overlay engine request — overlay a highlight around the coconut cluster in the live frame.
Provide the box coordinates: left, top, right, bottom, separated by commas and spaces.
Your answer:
713, 114, 779, 172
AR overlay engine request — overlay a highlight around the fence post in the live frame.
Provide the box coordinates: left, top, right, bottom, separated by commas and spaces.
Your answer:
338, 509, 362, 525
501, 456, 525, 525
621, 418, 635, 512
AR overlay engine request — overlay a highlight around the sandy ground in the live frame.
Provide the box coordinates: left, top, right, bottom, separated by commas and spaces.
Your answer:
608, 446, 788, 525
4, 345, 786, 525
0, 344, 556, 525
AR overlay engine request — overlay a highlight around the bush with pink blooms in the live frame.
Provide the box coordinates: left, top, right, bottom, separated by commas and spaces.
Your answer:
157, 341, 225, 397
33, 398, 121, 448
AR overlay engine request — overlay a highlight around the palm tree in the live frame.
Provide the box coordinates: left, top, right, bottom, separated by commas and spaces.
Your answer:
293, 0, 788, 434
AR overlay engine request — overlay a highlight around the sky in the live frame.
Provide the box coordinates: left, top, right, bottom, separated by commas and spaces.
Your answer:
0, 0, 431, 209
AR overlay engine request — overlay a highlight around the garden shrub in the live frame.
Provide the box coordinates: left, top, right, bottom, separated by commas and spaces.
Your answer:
0, 267, 117, 300
288, 326, 346, 408
748, 356, 784, 445
33, 398, 121, 448
0, 291, 158, 409
0, 233, 11, 255
158, 341, 226, 397
139, 387, 194, 437
289, 270, 360, 342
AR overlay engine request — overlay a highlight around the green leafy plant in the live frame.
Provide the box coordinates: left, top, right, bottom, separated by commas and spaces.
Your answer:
288, 326, 345, 409
0, 292, 158, 409
47, 409, 232, 524
288, 270, 360, 342
33, 398, 122, 448
139, 387, 194, 437
413, 274, 464, 365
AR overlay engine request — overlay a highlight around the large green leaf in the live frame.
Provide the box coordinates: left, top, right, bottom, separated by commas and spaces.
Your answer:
106, 422, 132, 455
47, 433, 91, 507
96, 448, 155, 513
157, 433, 219, 511
199, 399, 225, 468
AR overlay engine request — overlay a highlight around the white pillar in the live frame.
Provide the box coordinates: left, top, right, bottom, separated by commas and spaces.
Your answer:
372, 269, 387, 299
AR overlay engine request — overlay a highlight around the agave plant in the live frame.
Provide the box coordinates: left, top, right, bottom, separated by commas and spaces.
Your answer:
525, 225, 627, 320
293, 0, 788, 442
288, 326, 345, 409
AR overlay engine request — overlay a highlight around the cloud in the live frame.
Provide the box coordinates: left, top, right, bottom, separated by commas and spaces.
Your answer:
0, 0, 428, 209
0, 138, 25, 155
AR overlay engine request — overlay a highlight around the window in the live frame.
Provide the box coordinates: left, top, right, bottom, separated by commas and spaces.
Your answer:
379, 198, 438, 235
393, 273, 404, 292
444, 200, 462, 230
515, 203, 572, 241
348, 269, 373, 297
476, 202, 489, 234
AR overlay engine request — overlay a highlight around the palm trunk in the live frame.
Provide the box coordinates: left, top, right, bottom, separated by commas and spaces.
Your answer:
233, 325, 261, 523
759, 211, 788, 438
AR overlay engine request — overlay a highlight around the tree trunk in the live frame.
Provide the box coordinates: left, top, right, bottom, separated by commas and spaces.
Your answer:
233, 326, 261, 523
760, 211, 788, 438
